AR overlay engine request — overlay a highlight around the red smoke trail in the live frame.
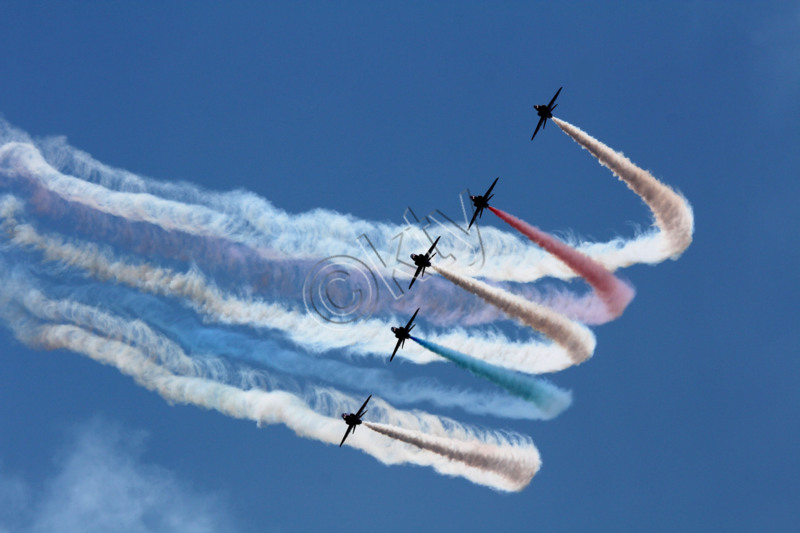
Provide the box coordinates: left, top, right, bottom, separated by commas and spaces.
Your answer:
488, 206, 635, 321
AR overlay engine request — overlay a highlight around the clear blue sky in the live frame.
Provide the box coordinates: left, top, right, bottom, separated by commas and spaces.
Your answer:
1, 2, 798, 531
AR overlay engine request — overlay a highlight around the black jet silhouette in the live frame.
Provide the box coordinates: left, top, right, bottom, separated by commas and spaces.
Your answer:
531, 87, 562, 141
390, 308, 419, 362
408, 236, 440, 289
340, 394, 371, 447
468, 177, 499, 230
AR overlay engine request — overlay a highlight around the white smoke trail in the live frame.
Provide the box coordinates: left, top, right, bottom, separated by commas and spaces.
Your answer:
1, 200, 569, 420
0, 280, 540, 491
0, 125, 691, 285
0, 195, 579, 374
553, 118, 694, 262
0, 141, 263, 252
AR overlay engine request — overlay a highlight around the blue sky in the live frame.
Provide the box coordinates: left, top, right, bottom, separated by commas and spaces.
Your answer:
1, 2, 798, 531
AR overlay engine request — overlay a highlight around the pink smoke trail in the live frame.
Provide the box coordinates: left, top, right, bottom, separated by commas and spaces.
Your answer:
488, 206, 635, 322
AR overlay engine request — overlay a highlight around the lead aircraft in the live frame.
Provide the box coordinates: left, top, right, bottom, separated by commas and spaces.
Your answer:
531, 86, 562, 141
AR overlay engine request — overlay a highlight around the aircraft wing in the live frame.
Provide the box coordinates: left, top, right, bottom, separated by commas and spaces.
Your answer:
409, 265, 424, 289
390, 338, 402, 361
405, 308, 420, 330
356, 395, 372, 417
548, 87, 563, 108
531, 117, 544, 140
468, 207, 481, 230
339, 425, 353, 447
484, 177, 499, 198
426, 236, 440, 257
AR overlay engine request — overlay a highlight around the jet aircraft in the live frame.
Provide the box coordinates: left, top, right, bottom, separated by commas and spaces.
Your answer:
531, 86, 562, 141
408, 236, 440, 289
340, 394, 371, 447
390, 308, 419, 362
468, 177, 499, 230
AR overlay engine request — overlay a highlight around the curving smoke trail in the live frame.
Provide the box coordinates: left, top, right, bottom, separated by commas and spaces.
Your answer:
553, 118, 694, 262
410, 336, 571, 417
487, 206, 636, 322
1, 122, 691, 286
432, 264, 597, 371
0, 118, 693, 332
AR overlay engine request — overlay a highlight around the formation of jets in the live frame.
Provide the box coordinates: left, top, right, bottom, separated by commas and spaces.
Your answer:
340, 87, 562, 447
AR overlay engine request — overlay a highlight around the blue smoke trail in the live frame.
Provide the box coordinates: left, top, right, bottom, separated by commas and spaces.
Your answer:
2, 231, 561, 420
122, 287, 562, 420
0, 266, 541, 491
410, 336, 572, 416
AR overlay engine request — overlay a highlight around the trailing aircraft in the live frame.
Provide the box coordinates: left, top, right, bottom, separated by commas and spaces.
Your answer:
340, 394, 371, 447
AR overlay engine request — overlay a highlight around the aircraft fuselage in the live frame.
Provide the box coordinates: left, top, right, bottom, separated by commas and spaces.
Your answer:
411, 254, 431, 268
535, 104, 552, 118
342, 413, 362, 426
392, 326, 409, 340
471, 195, 489, 210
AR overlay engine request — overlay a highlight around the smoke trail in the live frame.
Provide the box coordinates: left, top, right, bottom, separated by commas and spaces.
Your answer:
0, 137, 553, 328
128, 295, 563, 420
1, 223, 556, 420
488, 206, 635, 322
1, 124, 689, 286
0, 195, 583, 374
0, 115, 695, 489
36, 324, 535, 492
0, 276, 541, 491
432, 264, 596, 371
410, 336, 571, 418
365, 422, 539, 491
553, 118, 694, 261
